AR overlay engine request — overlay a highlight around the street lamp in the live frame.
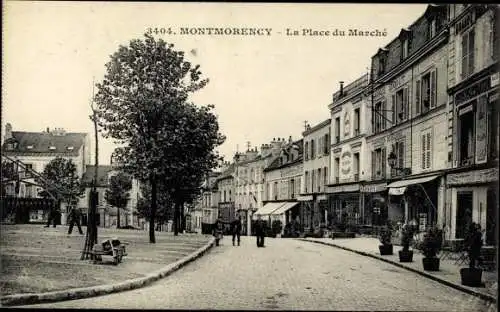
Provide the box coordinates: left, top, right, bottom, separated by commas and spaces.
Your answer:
387, 151, 411, 176
387, 151, 397, 169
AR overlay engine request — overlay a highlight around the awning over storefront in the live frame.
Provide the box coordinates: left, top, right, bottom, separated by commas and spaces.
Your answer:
254, 202, 285, 217
270, 202, 299, 216
387, 175, 440, 195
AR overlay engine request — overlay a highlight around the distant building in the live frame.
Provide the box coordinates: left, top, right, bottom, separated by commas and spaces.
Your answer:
2, 123, 91, 224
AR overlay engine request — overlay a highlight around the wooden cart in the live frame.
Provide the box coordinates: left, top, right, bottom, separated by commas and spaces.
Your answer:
91, 238, 128, 265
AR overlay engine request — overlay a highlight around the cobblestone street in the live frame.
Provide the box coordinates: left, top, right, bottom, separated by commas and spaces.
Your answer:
25, 236, 491, 311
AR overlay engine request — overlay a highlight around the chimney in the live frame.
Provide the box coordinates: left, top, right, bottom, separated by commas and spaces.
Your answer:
46, 127, 50, 133
289, 136, 292, 144
339, 81, 344, 97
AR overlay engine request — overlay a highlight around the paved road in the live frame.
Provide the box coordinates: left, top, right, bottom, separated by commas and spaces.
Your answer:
24, 236, 491, 311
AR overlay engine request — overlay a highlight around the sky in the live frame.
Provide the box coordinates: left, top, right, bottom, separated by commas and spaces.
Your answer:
2, 2, 428, 165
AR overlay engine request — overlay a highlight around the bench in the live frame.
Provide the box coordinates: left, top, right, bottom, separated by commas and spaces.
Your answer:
91, 239, 128, 265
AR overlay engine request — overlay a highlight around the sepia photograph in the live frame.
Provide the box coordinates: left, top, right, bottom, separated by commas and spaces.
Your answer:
1, 2, 498, 310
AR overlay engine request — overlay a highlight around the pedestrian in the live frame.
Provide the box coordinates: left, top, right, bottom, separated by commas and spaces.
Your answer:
68, 206, 83, 235
44, 202, 60, 228
213, 216, 225, 246
231, 215, 242, 246
255, 215, 266, 247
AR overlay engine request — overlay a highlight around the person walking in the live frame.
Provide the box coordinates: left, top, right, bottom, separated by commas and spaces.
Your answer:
255, 215, 266, 247
68, 206, 83, 235
231, 215, 242, 246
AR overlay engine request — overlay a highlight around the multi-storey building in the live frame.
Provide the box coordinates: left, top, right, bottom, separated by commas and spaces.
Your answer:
445, 4, 498, 244
258, 138, 303, 234
216, 161, 236, 227
2, 123, 91, 224
300, 120, 331, 231
234, 140, 285, 235
328, 75, 371, 226
366, 4, 450, 230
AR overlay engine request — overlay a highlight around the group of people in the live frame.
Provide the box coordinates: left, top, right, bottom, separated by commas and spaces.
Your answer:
45, 205, 83, 235
213, 215, 268, 247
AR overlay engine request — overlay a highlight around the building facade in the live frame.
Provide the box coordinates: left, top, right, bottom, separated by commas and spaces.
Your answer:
259, 138, 303, 234
366, 4, 450, 231
2, 124, 91, 224
300, 120, 331, 231
328, 76, 371, 227
446, 4, 498, 244
216, 162, 236, 228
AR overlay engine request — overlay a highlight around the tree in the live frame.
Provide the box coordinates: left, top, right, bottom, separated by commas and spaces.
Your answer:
94, 34, 224, 243
36, 157, 84, 210
136, 180, 174, 228
105, 172, 132, 228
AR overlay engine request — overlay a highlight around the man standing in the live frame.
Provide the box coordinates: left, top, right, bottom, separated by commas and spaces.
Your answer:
45, 201, 60, 228
255, 215, 266, 247
68, 206, 83, 235
231, 215, 242, 246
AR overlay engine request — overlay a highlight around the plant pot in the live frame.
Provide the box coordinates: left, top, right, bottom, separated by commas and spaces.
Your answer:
422, 257, 440, 271
460, 268, 483, 287
399, 250, 413, 262
379, 244, 393, 255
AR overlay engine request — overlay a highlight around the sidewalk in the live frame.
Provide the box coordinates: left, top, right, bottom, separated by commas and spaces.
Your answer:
0, 224, 214, 306
300, 237, 497, 304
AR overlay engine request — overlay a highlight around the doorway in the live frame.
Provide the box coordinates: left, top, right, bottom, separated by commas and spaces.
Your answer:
455, 191, 473, 239
486, 188, 497, 245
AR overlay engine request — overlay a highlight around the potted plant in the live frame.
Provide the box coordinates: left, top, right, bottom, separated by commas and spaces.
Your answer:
460, 222, 484, 287
399, 224, 415, 262
272, 220, 283, 238
379, 225, 393, 255
421, 227, 442, 271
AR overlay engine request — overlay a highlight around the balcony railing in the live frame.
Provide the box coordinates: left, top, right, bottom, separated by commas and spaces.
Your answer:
354, 174, 359, 182
460, 156, 474, 167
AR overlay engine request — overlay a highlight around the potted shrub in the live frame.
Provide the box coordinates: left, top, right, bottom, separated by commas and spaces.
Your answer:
460, 222, 484, 287
399, 224, 415, 262
272, 220, 283, 238
421, 227, 442, 271
379, 225, 393, 255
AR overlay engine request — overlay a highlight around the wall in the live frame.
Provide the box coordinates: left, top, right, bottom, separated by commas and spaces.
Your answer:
303, 123, 331, 193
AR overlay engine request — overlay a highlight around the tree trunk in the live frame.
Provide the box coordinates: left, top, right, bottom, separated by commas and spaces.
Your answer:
149, 175, 157, 243
117, 207, 121, 229
180, 202, 185, 233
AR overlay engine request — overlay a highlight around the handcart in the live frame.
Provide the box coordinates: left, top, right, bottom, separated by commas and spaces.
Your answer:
91, 237, 128, 265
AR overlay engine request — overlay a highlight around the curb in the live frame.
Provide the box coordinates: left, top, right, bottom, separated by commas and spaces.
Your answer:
1, 237, 215, 307
298, 238, 497, 304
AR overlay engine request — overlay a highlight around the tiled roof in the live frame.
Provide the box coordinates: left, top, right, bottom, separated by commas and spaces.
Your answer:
82, 165, 114, 187
264, 139, 304, 172
217, 163, 235, 181
2, 131, 87, 156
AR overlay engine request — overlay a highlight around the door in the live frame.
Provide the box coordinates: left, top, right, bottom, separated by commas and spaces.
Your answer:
456, 191, 473, 239
486, 188, 497, 245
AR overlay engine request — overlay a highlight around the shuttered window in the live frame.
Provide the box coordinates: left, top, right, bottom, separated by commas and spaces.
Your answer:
421, 129, 433, 170
415, 79, 421, 115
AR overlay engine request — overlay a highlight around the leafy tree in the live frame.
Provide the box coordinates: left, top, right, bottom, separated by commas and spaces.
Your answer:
36, 157, 84, 210
1, 161, 16, 196
136, 180, 174, 224
105, 171, 132, 228
94, 34, 224, 243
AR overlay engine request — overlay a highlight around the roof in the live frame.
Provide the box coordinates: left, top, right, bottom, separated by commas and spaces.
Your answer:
264, 139, 304, 172
2, 131, 87, 156
82, 165, 114, 187
217, 163, 235, 181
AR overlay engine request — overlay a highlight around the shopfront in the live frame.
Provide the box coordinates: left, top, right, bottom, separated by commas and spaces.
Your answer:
326, 183, 361, 226
360, 182, 387, 226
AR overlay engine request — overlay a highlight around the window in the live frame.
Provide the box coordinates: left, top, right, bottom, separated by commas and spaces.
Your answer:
229, 190, 232, 201
371, 148, 386, 179
401, 38, 409, 59
317, 168, 321, 192
335, 118, 340, 143
417, 69, 437, 114
354, 108, 360, 135
290, 179, 295, 198
318, 137, 323, 157
461, 28, 475, 79
391, 140, 405, 176
311, 170, 316, 193
311, 140, 315, 159
334, 157, 340, 183
488, 103, 499, 160
324, 134, 330, 154
374, 101, 386, 133
428, 18, 436, 40
305, 171, 309, 193
393, 88, 409, 123
323, 167, 328, 186
224, 190, 227, 202
458, 105, 475, 166
421, 129, 433, 170
378, 57, 386, 76
353, 153, 360, 181
305, 141, 309, 160
273, 182, 278, 200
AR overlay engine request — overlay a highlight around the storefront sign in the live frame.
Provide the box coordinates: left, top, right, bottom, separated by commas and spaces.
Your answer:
360, 183, 387, 193
491, 73, 500, 87
317, 194, 328, 201
447, 168, 499, 186
297, 195, 313, 201
455, 77, 491, 106
341, 150, 352, 175
475, 96, 488, 164
326, 183, 359, 193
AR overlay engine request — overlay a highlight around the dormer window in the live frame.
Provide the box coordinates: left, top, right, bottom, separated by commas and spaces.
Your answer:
49, 146, 56, 151
429, 18, 437, 39
399, 28, 411, 61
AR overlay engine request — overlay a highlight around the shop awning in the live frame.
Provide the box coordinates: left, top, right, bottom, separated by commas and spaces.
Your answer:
270, 202, 299, 216
387, 175, 440, 195
254, 202, 285, 217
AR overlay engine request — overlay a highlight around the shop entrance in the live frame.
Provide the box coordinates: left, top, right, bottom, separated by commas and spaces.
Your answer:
486, 188, 497, 245
455, 191, 473, 239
